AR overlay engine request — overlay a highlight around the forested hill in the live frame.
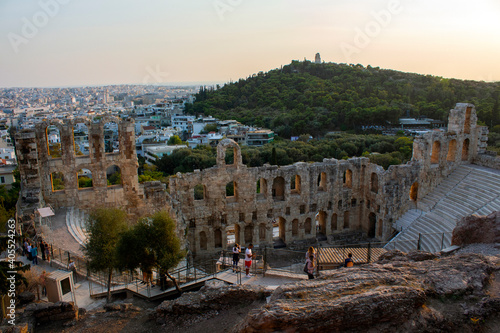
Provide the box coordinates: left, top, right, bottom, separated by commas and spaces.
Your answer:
185, 61, 500, 138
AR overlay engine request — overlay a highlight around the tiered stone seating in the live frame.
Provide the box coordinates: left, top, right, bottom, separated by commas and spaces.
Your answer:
65, 207, 89, 246
386, 164, 500, 253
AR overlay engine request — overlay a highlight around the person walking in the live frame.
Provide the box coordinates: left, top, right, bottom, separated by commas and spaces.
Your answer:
68, 260, 77, 282
30, 244, 38, 265
232, 243, 241, 272
344, 253, 354, 267
27, 242, 32, 261
244, 244, 254, 278
306, 255, 315, 279
305, 246, 316, 261
44, 242, 51, 263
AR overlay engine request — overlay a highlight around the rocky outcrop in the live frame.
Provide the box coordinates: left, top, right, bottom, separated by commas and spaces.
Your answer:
452, 211, 500, 245
234, 251, 500, 332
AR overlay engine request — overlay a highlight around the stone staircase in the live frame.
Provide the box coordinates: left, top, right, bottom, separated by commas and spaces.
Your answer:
66, 207, 89, 246
386, 164, 500, 253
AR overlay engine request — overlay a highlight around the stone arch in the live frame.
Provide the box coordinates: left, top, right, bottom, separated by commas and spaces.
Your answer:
46, 125, 62, 158
256, 178, 267, 198
194, 184, 205, 200
290, 174, 301, 195
343, 211, 350, 229
216, 139, 242, 167
106, 165, 122, 186
447, 139, 457, 162
410, 182, 418, 201
199, 231, 207, 251
244, 224, 253, 244
214, 229, 222, 248
77, 168, 92, 189
292, 219, 299, 237
272, 177, 285, 201
431, 141, 441, 164
370, 173, 379, 194
317, 172, 327, 191
368, 212, 376, 238
331, 213, 338, 231
259, 223, 266, 242
317, 211, 327, 235
304, 218, 312, 235
462, 139, 470, 161
103, 120, 119, 154
51, 172, 65, 192
344, 169, 352, 188
464, 106, 472, 134
73, 121, 90, 157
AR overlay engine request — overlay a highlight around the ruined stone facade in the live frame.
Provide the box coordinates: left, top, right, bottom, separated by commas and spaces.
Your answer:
15, 116, 166, 220
15, 103, 494, 253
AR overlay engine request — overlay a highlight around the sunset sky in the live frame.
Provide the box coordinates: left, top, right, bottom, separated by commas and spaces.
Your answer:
1, 0, 499, 87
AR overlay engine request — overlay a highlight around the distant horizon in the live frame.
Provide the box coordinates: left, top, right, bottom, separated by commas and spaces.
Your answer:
1, 0, 499, 88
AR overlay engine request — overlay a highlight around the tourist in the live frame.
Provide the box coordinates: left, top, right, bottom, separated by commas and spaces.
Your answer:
44, 242, 51, 263
232, 243, 241, 272
27, 242, 32, 261
306, 255, 315, 279
23, 238, 28, 256
245, 244, 254, 277
30, 244, 38, 265
344, 253, 353, 267
305, 246, 316, 262
40, 240, 46, 261
40, 270, 47, 297
68, 260, 77, 282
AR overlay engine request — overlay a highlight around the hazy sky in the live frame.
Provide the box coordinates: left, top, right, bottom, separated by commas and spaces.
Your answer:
1, 0, 499, 87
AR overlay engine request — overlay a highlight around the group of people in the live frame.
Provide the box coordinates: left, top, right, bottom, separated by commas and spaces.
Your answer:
232, 243, 255, 278
23, 238, 50, 265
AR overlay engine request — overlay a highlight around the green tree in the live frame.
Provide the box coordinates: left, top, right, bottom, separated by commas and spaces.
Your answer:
168, 135, 183, 145
84, 207, 128, 302
117, 211, 185, 293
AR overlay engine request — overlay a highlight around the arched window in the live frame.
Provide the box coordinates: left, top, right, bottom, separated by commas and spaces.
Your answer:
431, 141, 441, 164
194, 184, 205, 200
447, 139, 457, 162
73, 123, 89, 157
46, 126, 62, 158
410, 182, 418, 201
51, 172, 65, 192
225, 148, 235, 165
292, 219, 299, 237
77, 168, 92, 189
317, 211, 327, 235
104, 121, 119, 153
462, 139, 470, 161
290, 174, 301, 195
278, 217, 287, 242
371, 173, 379, 194
344, 169, 352, 188
343, 211, 350, 229
106, 165, 122, 186
331, 213, 338, 231
317, 172, 326, 191
199, 231, 207, 251
226, 181, 237, 199
256, 178, 267, 198
214, 229, 222, 248
272, 177, 285, 201
304, 218, 312, 235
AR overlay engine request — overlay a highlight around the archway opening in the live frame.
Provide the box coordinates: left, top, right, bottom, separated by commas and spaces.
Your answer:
317, 172, 326, 191
214, 229, 222, 248
199, 231, 207, 251
226, 181, 237, 199
290, 174, 301, 195
77, 168, 92, 189
225, 147, 235, 165
368, 212, 376, 238
410, 182, 418, 201
343, 169, 352, 188
462, 139, 470, 161
272, 177, 285, 201
194, 184, 205, 200
278, 217, 286, 243
46, 126, 62, 158
431, 141, 441, 164
104, 121, 119, 153
317, 211, 327, 235
51, 172, 65, 192
106, 165, 122, 186
256, 178, 267, 198
73, 123, 89, 156
447, 139, 457, 162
